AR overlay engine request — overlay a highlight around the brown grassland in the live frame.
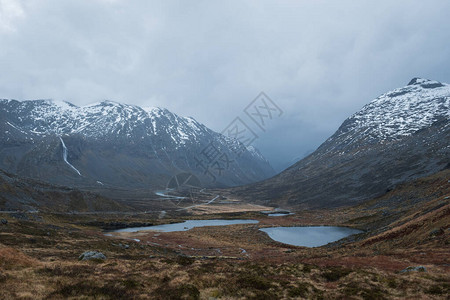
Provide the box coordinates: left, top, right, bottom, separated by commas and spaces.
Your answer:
0, 170, 449, 299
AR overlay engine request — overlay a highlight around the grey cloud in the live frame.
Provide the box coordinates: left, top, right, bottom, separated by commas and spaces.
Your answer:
1, 0, 450, 171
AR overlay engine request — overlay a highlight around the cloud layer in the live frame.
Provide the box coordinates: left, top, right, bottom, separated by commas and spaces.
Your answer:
1, 0, 450, 170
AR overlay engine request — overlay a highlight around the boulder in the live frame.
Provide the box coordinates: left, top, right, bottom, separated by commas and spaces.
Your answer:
429, 228, 444, 237
400, 266, 426, 273
118, 243, 129, 249
78, 251, 106, 261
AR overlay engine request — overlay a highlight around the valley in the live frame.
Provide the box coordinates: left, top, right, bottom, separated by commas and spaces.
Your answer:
1, 78, 449, 299
2, 1, 450, 298
0, 169, 448, 299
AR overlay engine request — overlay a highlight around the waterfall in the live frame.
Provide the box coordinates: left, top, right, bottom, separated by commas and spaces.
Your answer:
59, 137, 81, 176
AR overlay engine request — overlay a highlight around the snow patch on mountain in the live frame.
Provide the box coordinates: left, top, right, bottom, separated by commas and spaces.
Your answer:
330, 78, 450, 146
0, 99, 209, 144
246, 145, 269, 163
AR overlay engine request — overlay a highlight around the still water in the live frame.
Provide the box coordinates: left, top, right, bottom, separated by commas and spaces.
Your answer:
260, 226, 362, 247
113, 219, 259, 233
267, 213, 294, 217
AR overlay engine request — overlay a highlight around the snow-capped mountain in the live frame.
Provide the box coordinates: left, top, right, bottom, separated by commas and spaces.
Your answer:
326, 77, 450, 150
0, 99, 275, 192
232, 78, 450, 208
1, 99, 228, 144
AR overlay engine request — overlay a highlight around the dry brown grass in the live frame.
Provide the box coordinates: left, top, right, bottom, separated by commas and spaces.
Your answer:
0, 170, 449, 299
0, 211, 448, 299
188, 203, 272, 215
0, 247, 40, 270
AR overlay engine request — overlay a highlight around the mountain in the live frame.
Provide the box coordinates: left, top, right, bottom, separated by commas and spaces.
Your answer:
231, 78, 450, 208
0, 99, 274, 194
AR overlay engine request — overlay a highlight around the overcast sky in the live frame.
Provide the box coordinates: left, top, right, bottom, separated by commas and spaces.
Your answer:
1, 0, 450, 171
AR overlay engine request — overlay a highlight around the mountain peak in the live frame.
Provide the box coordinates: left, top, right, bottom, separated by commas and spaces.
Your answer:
408, 77, 430, 85
50, 99, 78, 109
100, 100, 119, 105
89, 100, 123, 107
333, 78, 450, 145
407, 77, 444, 88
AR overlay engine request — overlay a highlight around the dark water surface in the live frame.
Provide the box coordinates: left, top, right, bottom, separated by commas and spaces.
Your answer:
112, 219, 259, 233
260, 226, 362, 247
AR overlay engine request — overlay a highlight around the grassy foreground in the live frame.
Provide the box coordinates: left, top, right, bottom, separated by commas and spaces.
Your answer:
0, 207, 448, 299
0, 171, 449, 299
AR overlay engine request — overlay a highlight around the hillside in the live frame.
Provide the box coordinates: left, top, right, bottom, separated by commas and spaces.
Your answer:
0, 168, 130, 213
231, 78, 450, 208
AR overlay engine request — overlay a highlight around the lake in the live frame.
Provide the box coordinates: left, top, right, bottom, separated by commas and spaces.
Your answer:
260, 226, 362, 247
112, 219, 259, 233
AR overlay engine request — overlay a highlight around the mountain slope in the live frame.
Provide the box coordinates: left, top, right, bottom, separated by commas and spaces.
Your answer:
0, 168, 130, 212
231, 78, 450, 208
0, 99, 274, 192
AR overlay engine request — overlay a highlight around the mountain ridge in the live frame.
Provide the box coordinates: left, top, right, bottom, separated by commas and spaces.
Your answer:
0, 99, 275, 192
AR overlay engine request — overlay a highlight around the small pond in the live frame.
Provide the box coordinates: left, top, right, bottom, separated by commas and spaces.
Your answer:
112, 219, 259, 233
267, 212, 294, 217
260, 226, 362, 247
